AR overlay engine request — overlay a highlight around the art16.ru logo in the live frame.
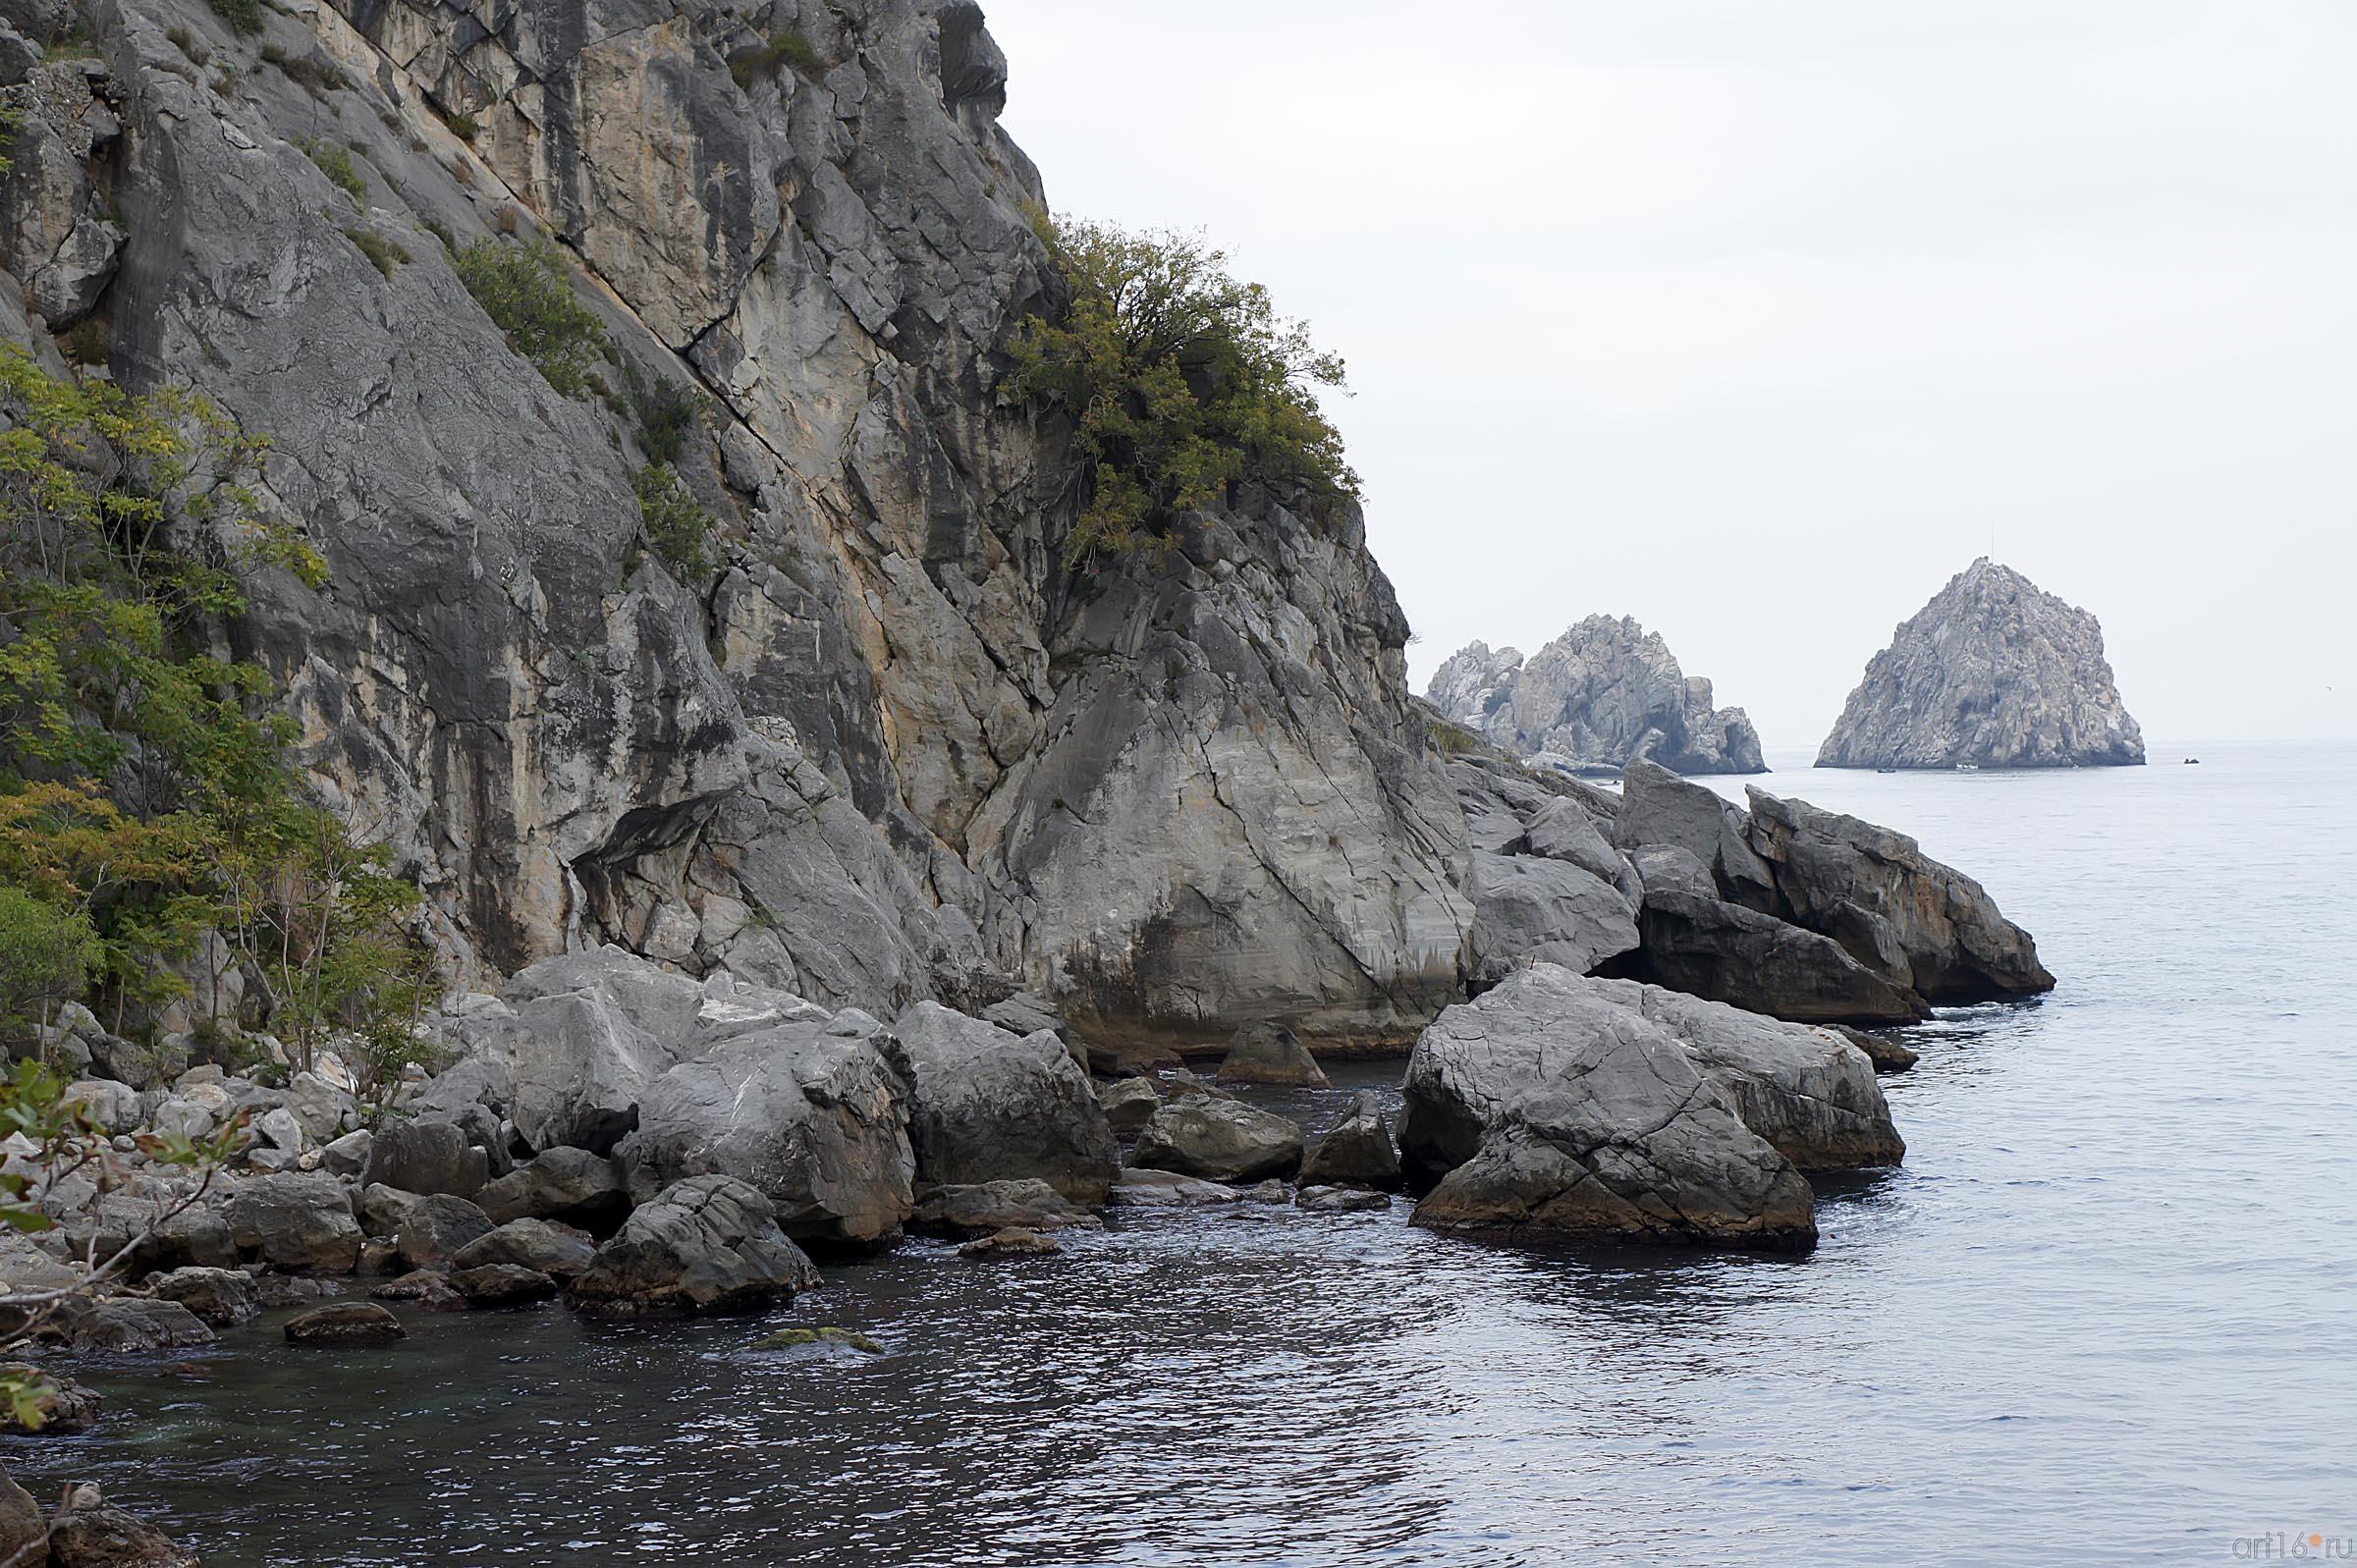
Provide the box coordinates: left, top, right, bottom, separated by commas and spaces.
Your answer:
2233, 1533, 2355, 1560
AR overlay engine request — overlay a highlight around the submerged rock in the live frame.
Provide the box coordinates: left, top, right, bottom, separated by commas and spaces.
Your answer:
0, 1365, 101, 1435
1427, 620, 1764, 775
1818, 558, 2145, 769
569, 1175, 818, 1315
959, 1226, 1061, 1259
285, 1302, 407, 1347
1398, 965, 1819, 1251
1213, 1021, 1330, 1088
453, 1264, 560, 1307
452, 1218, 598, 1278
1295, 1185, 1391, 1214
908, 1179, 1099, 1237
751, 1325, 883, 1354
1129, 1101, 1304, 1184
1107, 1169, 1246, 1208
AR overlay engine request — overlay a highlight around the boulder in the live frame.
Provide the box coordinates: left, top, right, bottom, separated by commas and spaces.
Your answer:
320, 1129, 374, 1177
44, 1494, 201, 1568
148, 1266, 260, 1325
1107, 1168, 1245, 1207
568, 1175, 818, 1315
254, 1107, 306, 1154
361, 1117, 488, 1199
958, 1226, 1059, 1259
1521, 796, 1640, 899
1298, 1093, 1402, 1190
372, 1271, 466, 1312
1398, 964, 1819, 1250
358, 1183, 422, 1239
1744, 788, 2056, 1002
284, 1302, 406, 1346
285, 1071, 355, 1143
1466, 850, 1639, 986
1130, 1101, 1303, 1183
223, 1172, 360, 1272
894, 1002, 1118, 1203
907, 1179, 1100, 1237
453, 1264, 559, 1307
620, 1011, 913, 1246
1632, 891, 1929, 1025
1094, 1077, 1162, 1136
0, 1465, 42, 1566
1585, 980, 1903, 1169
62, 1080, 140, 1136
65, 1298, 214, 1354
0, 1364, 101, 1434
1629, 844, 1718, 903
393, 1195, 494, 1271
1611, 760, 1779, 910
474, 1148, 630, 1233
1213, 1021, 1330, 1088
451, 1218, 597, 1277
1296, 1185, 1391, 1214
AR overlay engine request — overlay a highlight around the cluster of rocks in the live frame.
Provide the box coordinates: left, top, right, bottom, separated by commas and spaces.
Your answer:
1451, 752, 2053, 1025
1819, 558, 2146, 770
1426, 619, 1765, 775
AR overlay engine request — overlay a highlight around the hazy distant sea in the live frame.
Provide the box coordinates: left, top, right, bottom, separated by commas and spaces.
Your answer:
17, 742, 2355, 1566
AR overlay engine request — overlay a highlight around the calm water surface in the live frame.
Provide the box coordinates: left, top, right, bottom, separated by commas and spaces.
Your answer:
11, 742, 2355, 1565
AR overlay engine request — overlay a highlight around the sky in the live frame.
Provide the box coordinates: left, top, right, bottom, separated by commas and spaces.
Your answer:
986, 0, 2357, 747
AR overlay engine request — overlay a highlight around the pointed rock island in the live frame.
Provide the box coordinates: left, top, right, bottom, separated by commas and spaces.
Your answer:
1819, 559, 2145, 770
1427, 616, 1764, 775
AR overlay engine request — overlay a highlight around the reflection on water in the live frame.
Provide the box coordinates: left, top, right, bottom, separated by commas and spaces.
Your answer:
10, 742, 2356, 1566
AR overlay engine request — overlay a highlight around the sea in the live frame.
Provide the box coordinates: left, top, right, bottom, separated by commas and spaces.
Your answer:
10, 740, 2353, 1567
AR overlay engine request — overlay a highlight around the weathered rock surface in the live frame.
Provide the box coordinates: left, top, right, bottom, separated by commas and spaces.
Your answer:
474, 1147, 630, 1232
361, 1117, 488, 1199
393, 1194, 495, 1271
908, 1178, 1098, 1237
1428, 620, 1764, 775
223, 1172, 360, 1273
618, 1006, 912, 1247
1298, 1093, 1402, 1191
1106, 1168, 1244, 1207
1093, 1077, 1162, 1136
959, 1226, 1060, 1259
149, 1266, 260, 1326
1129, 1100, 1302, 1184
453, 1264, 559, 1307
451, 1218, 597, 1278
285, 1302, 406, 1346
1213, 1021, 1330, 1088
1398, 965, 1819, 1250
1633, 890, 1928, 1024
1818, 558, 2145, 769
894, 1001, 1116, 1203
44, 1493, 202, 1568
569, 1175, 817, 1315
65, 1297, 215, 1354
1467, 850, 1639, 989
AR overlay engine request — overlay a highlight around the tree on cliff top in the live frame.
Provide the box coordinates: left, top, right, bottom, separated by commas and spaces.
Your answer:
1012, 214, 1358, 564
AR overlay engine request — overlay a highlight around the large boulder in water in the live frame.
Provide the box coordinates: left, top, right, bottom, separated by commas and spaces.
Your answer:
1298, 1092, 1402, 1190
1213, 1020, 1330, 1087
1633, 890, 1928, 1025
1130, 1099, 1303, 1183
1610, 761, 1779, 910
1398, 964, 1818, 1250
893, 1001, 1117, 1203
1816, 558, 2144, 769
1744, 788, 2055, 1002
1466, 850, 1639, 986
1583, 980, 1902, 1169
569, 1175, 818, 1315
619, 1009, 913, 1246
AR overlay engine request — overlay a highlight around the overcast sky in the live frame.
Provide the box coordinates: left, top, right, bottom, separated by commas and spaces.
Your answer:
988, 0, 2356, 747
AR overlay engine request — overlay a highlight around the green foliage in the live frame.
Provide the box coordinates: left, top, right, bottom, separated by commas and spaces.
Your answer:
1011, 213, 1357, 565
57, 316, 109, 367
634, 463, 715, 574
0, 348, 435, 1070
729, 29, 822, 89
298, 137, 364, 200
0, 888, 98, 1049
344, 226, 411, 279
268, 46, 350, 96
453, 237, 614, 399
206, 0, 267, 37
626, 370, 703, 465
441, 106, 480, 141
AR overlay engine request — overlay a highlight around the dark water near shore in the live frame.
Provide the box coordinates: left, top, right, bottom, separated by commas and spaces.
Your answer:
12, 741, 2356, 1566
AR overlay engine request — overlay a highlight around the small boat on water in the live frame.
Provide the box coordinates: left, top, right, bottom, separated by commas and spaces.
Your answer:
2184, 757, 2201, 765
1955, 763, 1980, 772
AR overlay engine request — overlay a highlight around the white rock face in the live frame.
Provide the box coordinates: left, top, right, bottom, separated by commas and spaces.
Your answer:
1427, 618, 1764, 775
1818, 559, 2145, 769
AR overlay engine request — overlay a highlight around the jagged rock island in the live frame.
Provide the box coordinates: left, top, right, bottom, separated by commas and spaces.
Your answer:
1427, 617, 1765, 775
1819, 559, 2146, 769
0, 0, 2061, 1553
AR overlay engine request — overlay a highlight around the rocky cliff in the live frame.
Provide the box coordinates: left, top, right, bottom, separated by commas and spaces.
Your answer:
0, 0, 1468, 1047
1427, 617, 1763, 775
1818, 559, 2144, 770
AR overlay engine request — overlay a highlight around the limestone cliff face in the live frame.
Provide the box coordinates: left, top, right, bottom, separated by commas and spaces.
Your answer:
0, 0, 1469, 1044
1818, 559, 2144, 770
1427, 617, 1764, 776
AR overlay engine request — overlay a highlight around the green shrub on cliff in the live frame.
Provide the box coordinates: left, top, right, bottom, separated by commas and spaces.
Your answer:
0, 348, 435, 1064
635, 462, 715, 574
453, 236, 613, 399
1011, 213, 1357, 564
730, 29, 823, 89
206, 0, 266, 36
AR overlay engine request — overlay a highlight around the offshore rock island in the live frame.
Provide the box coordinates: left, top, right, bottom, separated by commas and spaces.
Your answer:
1819, 558, 2146, 770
